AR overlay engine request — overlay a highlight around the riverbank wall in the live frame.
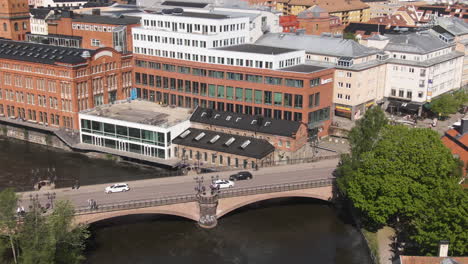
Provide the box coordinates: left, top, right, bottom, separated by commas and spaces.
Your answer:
0, 122, 70, 150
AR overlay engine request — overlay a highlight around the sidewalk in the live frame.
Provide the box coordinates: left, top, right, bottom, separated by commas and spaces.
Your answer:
377, 226, 396, 264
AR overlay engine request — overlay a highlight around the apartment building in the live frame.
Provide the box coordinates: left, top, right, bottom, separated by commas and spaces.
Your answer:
0, 39, 133, 130
432, 17, 468, 87
132, 8, 334, 136
365, 31, 464, 113
268, 0, 371, 24
0, 0, 30, 41
27, 9, 140, 52
257, 32, 386, 120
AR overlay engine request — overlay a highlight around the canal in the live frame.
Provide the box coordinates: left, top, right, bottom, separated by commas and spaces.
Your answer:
0, 138, 372, 264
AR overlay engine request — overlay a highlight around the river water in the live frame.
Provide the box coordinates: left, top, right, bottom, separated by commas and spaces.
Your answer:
0, 138, 372, 264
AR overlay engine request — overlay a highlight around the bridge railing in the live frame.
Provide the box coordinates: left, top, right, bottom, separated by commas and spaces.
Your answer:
218, 178, 335, 199
73, 194, 197, 215
73, 178, 335, 216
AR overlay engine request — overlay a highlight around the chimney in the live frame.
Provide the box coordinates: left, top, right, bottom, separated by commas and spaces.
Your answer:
92, 9, 101, 16
438, 240, 449, 257
459, 116, 468, 135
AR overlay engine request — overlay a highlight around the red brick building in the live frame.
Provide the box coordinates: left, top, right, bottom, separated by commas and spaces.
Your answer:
279, 6, 344, 35
0, 0, 30, 40
28, 9, 140, 51
0, 39, 132, 130
133, 54, 334, 138
441, 117, 468, 177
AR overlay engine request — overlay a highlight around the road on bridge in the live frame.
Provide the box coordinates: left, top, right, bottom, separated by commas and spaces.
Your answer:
18, 158, 339, 210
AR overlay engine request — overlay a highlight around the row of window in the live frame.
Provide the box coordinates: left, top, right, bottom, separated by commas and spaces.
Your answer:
0, 104, 71, 128
133, 47, 278, 69
174, 147, 259, 169
81, 119, 170, 147
134, 64, 320, 88
134, 87, 329, 125
141, 20, 246, 34
135, 74, 309, 108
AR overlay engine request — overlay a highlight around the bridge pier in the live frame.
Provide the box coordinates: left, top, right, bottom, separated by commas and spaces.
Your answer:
197, 193, 218, 229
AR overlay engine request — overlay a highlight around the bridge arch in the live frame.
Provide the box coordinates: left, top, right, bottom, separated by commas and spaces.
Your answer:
74, 202, 200, 225
216, 187, 333, 219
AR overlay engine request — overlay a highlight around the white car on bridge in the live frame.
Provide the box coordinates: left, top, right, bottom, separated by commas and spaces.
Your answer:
105, 183, 130, 194
211, 179, 235, 189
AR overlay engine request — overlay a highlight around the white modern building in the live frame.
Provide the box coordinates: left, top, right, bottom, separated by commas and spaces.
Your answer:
132, 8, 304, 70
78, 100, 192, 161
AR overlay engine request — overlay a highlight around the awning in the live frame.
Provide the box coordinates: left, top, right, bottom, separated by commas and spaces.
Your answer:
400, 102, 420, 112
335, 105, 351, 111
365, 101, 375, 108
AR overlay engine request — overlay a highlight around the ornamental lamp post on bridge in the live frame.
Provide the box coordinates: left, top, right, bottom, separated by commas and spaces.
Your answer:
194, 175, 219, 229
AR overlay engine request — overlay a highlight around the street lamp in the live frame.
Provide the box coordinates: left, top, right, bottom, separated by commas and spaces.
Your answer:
44, 192, 56, 209
194, 176, 205, 196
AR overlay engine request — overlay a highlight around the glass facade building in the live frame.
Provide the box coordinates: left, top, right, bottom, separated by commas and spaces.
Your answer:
80, 118, 173, 159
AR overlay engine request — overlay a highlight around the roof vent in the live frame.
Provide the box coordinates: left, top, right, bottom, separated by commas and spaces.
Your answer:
201, 111, 207, 117
214, 114, 220, 119
240, 140, 251, 149
224, 137, 236, 146
162, 9, 174, 15
251, 120, 257, 125
235, 117, 242, 122
195, 132, 206, 141
226, 115, 232, 121
180, 130, 191, 138
172, 8, 183, 15
210, 135, 220, 143
81, 51, 91, 58
264, 121, 271, 127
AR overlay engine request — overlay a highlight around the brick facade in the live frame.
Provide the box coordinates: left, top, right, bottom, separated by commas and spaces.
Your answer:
0, 42, 132, 130
132, 55, 334, 138
0, 0, 30, 40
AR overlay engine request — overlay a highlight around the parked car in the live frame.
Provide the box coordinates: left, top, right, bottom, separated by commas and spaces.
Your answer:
211, 179, 235, 189
105, 183, 130, 194
229, 171, 253, 181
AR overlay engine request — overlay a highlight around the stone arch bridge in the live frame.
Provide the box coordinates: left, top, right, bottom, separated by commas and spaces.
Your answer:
74, 178, 335, 228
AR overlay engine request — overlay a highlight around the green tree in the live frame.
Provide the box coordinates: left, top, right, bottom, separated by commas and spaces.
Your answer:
346, 126, 458, 225
0, 189, 19, 264
348, 106, 388, 160
407, 181, 468, 256
339, 125, 467, 255
0, 189, 89, 264
337, 107, 388, 196
18, 200, 89, 264
343, 32, 358, 42
430, 93, 459, 117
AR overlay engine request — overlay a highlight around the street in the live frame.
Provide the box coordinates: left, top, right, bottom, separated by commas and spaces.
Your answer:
18, 158, 339, 210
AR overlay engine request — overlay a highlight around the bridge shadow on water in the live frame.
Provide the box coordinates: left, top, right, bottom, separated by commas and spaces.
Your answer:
84, 197, 372, 264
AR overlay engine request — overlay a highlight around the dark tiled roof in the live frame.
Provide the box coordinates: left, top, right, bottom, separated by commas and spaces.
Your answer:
72, 14, 140, 25
190, 107, 302, 138
0, 39, 95, 65
30, 8, 52, 19
161, 1, 208, 8
217, 44, 299, 55
280, 64, 328, 73
173, 128, 275, 159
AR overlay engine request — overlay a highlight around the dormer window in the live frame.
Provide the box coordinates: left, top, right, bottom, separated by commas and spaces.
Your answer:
337, 57, 353, 67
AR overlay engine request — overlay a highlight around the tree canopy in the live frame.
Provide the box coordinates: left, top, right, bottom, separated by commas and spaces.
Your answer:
337, 108, 468, 256
0, 193, 89, 264
430, 90, 468, 117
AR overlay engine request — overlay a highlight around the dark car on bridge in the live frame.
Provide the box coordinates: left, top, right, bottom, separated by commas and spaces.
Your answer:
229, 171, 253, 181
